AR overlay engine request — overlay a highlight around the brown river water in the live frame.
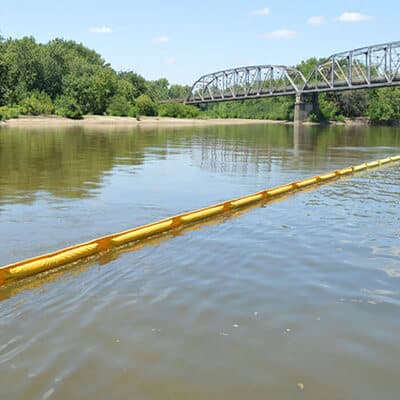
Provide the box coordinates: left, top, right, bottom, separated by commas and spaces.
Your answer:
0, 123, 399, 400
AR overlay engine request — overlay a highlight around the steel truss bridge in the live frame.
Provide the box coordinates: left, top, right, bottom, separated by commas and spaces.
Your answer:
185, 41, 400, 105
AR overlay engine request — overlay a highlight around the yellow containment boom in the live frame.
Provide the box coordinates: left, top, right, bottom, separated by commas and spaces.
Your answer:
1, 155, 399, 286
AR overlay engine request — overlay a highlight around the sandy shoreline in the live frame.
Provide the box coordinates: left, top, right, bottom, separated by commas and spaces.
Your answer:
0, 115, 288, 128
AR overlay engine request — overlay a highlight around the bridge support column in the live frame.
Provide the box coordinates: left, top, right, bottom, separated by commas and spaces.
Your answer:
294, 93, 319, 124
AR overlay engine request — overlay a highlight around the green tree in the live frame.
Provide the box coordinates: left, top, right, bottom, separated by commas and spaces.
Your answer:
90, 67, 118, 113
61, 66, 117, 114
146, 78, 169, 101
367, 88, 400, 122
204, 96, 294, 120
159, 102, 200, 118
0, 105, 21, 120
106, 95, 134, 116
118, 71, 147, 98
54, 95, 83, 119
115, 79, 136, 103
21, 91, 54, 115
136, 94, 158, 116
296, 57, 322, 79
168, 84, 192, 100
0, 37, 45, 104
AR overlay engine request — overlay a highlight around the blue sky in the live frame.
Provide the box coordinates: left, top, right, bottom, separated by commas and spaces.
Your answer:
0, 0, 398, 85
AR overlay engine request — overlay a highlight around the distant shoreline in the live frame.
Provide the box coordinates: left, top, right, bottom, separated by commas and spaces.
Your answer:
0, 115, 289, 128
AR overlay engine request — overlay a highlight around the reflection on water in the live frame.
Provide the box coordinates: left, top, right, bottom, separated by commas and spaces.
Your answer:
0, 123, 399, 400
1, 124, 399, 204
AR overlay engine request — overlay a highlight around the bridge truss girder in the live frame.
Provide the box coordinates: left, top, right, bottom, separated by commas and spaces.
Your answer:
186, 41, 400, 104
187, 65, 306, 104
303, 41, 400, 93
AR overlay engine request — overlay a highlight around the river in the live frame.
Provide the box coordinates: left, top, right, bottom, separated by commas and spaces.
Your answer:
0, 123, 399, 400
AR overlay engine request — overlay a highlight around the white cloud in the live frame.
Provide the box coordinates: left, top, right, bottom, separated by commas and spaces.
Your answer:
249, 8, 270, 16
88, 26, 112, 34
152, 36, 170, 44
337, 12, 373, 22
264, 29, 296, 39
308, 16, 325, 26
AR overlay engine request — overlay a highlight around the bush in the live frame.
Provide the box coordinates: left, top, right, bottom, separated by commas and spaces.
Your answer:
335, 114, 346, 123
367, 88, 400, 122
203, 97, 294, 121
106, 95, 134, 116
54, 95, 83, 119
21, 92, 54, 115
319, 93, 340, 121
0, 105, 21, 121
158, 102, 200, 118
308, 113, 319, 123
128, 106, 141, 120
136, 94, 158, 116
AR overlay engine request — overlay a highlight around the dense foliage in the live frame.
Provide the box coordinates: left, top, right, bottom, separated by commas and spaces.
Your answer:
159, 102, 200, 118
203, 97, 295, 121
0, 35, 399, 123
0, 36, 190, 120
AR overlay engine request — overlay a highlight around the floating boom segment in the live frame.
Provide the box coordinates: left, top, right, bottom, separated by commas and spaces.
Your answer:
1, 155, 399, 286
187, 65, 306, 104
303, 41, 400, 92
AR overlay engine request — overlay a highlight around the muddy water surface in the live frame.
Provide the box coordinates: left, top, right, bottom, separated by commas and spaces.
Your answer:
0, 124, 399, 400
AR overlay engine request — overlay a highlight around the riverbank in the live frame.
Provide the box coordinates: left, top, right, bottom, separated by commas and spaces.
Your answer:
1, 115, 391, 128
0, 115, 288, 128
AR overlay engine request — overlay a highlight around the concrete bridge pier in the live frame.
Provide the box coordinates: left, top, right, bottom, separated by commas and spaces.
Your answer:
294, 93, 319, 124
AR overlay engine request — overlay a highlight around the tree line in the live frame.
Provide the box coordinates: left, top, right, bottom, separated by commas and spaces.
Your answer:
0, 36, 198, 120
0, 36, 399, 123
